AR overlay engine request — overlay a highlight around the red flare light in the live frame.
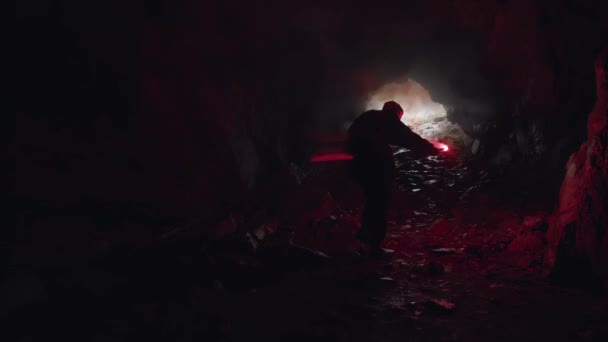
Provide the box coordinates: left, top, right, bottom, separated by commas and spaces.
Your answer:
309, 152, 353, 163
432, 141, 449, 152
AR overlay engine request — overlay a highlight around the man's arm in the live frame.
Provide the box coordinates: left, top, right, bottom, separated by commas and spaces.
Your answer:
389, 119, 439, 157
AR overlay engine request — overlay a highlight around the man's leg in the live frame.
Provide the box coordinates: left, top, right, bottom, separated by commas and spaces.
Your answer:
366, 184, 389, 250
356, 178, 390, 255
356, 195, 375, 244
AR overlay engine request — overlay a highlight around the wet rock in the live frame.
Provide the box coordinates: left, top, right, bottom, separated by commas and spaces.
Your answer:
425, 299, 456, 314
489, 210, 520, 223
465, 246, 483, 258
506, 232, 545, 253
431, 248, 464, 255
253, 220, 278, 240
309, 192, 340, 223
502, 232, 545, 268
414, 261, 445, 276
428, 218, 454, 237
521, 213, 547, 231
292, 207, 359, 255
471, 139, 481, 154
546, 48, 608, 286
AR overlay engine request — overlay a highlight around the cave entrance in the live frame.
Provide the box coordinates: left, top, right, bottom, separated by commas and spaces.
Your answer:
365, 78, 469, 149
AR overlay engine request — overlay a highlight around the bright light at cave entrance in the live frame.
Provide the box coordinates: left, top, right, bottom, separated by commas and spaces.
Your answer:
365, 78, 467, 146
438, 143, 449, 152
366, 79, 446, 128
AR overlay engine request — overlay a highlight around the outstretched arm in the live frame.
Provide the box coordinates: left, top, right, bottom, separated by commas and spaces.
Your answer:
389, 119, 439, 157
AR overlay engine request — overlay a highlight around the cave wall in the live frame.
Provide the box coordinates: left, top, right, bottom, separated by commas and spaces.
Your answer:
413, 0, 606, 192
13, 0, 608, 222
545, 48, 608, 287
15, 0, 326, 220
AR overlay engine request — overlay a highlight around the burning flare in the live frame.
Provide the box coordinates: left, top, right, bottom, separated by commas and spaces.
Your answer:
431, 141, 449, 152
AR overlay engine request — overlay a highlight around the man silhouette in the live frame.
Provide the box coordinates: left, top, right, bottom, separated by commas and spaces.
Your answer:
346, 101, 439, 258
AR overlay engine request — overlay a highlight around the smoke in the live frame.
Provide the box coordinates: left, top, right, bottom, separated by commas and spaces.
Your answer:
365, 78, 446, 125
363, 78, 471, 146
303, 10, 505, 145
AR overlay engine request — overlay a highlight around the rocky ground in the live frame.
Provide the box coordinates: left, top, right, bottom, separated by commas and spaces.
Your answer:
4, 148, 608, 341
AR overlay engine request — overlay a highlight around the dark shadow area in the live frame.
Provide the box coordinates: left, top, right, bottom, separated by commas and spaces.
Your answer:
9, 0, 608, 341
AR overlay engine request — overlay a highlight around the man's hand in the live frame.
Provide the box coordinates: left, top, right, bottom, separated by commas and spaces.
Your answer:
424, 143, 441, 156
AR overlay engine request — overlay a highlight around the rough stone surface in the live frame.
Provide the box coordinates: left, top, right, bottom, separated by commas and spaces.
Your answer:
546, 48, 608, 285
14, 0, 608, 222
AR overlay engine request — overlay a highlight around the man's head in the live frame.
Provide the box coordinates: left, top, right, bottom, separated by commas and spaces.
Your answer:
382, 101, 404, 120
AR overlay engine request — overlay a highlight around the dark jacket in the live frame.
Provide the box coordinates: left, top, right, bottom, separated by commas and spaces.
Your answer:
346, 110, 437, 182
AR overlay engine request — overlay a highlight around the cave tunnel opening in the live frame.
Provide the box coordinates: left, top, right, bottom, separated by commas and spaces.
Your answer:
365, 78, 468, 150
10, 0, 608, 340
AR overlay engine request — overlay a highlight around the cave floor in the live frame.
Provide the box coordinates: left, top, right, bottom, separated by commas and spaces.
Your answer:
6, 150, 608, 341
